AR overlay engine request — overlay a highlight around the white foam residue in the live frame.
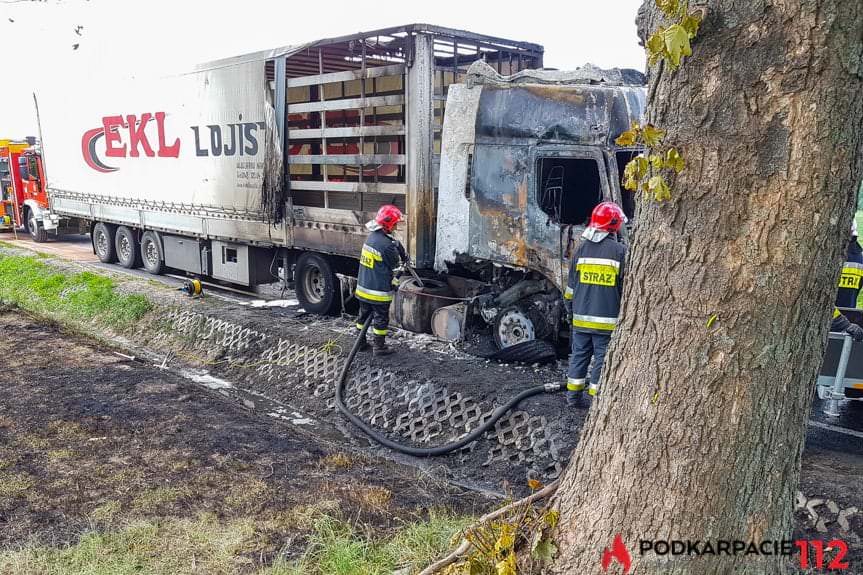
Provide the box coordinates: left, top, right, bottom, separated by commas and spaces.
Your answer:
188, 373, 234, 389
249, 299, 300, 308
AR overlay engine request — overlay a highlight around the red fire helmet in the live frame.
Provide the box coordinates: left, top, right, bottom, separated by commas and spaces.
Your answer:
589, 202, 626, 233
375, 204, 403, 233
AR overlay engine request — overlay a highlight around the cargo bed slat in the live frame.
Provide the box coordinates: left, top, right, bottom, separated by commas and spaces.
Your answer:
285, 64, 405, 88
287, 95, 404, 113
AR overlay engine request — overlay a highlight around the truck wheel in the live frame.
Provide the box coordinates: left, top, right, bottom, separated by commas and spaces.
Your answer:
493, 305, 538, 349
140, 231, 165, 275
26, 210, 48, 243
93, 222, 117, 263
295, 252, 337, 314
115, 226, 142, 269
482, 340, 557, 364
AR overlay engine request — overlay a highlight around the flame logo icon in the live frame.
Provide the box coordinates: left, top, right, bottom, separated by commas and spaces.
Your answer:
601, 534, 632, 573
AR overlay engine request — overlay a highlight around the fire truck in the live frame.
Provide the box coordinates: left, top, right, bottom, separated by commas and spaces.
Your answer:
0, 138, 69, 242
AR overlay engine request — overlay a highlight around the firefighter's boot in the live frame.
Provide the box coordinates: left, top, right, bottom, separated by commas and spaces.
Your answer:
357, 334, 371, 352
372, 334, 394, 356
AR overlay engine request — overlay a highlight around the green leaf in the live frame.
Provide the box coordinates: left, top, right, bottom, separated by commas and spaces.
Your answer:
681, 13, 702, 38
642, 124, 666, 147
655, 0, 679, 18
533, 539, 558, 562
666, 148, 685, 173
646, 29, 666, 66
648, 175, 672, 202
662, 24, 692, 68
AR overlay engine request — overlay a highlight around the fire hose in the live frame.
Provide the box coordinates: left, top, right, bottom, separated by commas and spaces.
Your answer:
335, 315, 566, 456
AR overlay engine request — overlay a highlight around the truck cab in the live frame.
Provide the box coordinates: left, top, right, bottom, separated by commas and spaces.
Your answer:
435, 62, 646, 348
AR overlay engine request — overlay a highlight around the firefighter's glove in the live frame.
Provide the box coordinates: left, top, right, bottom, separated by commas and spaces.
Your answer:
846, 323, 863, 342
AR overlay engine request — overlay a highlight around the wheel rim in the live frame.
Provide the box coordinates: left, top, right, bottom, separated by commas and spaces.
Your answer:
144, 239, 159, 267
118, 235, 131, 261
302, 264, 325, 304
497, 308, 536, 348
29, 215, 37, 236
95, 230, 109, 256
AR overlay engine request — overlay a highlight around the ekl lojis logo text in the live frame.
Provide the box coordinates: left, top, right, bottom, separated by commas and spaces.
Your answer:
600, 534, 851, 572
81, 112, 264, 173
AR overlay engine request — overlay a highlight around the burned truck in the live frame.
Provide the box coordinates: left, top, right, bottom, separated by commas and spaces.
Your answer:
432, 62, 645, 347
37, 23, 644, 348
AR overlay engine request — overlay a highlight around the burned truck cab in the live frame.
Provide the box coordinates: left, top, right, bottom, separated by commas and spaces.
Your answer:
435, 62, 646, 348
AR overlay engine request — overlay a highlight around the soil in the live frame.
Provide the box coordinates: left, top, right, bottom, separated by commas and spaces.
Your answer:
1, 243, 862, 571
0, 311, 491, 556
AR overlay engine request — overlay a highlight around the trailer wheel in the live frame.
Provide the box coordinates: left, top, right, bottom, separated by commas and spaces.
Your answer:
93, 222, 118, 263
295, 252, 337, 315
140, 231, 165, 275
115, 226, 142, 269
26, 209, 48, 243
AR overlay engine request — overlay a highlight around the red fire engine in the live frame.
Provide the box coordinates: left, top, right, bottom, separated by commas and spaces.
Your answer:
0, 139, 51, 242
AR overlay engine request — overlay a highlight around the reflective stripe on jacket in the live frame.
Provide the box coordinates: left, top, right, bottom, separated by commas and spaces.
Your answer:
837, 239, 863, 308
566, 236, 627, 334
356, 229, 400, 303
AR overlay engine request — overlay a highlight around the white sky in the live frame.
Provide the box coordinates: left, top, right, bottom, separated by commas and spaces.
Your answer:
0, 0, 645, 139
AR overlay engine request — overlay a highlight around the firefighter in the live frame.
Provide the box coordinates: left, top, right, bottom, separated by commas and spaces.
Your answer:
832, 219, 863, 341
355, 204, 407, 356
564, 201, 627, 407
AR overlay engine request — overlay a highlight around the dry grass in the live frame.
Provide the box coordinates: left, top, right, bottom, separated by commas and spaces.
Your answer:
318, 453, 356, 470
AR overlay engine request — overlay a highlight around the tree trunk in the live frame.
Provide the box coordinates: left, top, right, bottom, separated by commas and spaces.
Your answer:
551, 2, 863, 574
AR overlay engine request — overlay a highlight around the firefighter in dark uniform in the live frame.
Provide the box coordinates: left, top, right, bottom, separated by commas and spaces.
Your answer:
832, 219, 863, 340
355, 204, 407, 356
564, 201, 627, 407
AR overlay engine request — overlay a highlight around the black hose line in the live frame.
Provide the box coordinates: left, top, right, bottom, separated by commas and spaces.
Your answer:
336, 316, 566, 457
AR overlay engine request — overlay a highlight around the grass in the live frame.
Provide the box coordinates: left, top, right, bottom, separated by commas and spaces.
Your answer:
0, 510, 472, 575
0, 254, 150, 329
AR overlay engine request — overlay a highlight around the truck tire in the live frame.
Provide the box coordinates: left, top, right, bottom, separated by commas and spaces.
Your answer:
295, 252, 337, 315
115, 226, 142, 269
93, 222, 118, 263
140, 231, 165, 275
481, 340, 557, 364
26, 209, 48, 243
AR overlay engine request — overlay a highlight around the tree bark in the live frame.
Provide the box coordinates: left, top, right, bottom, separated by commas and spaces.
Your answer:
551, 2, 863, 574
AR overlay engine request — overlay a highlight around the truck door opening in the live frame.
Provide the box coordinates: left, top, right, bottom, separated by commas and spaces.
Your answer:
537, 157, 602, 226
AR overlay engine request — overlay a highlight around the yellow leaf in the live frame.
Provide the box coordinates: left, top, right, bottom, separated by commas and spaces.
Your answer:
614, 129, 638, 147
527, 478, 542, 491
635, 156, 649, 176
649, 154, 664, 171
651, 391, 659, 404
543, 509, 560, 529
655, 0, 679, 18
662, 24, 692, 68
707, 313, 718, 328
646, 29, 665, 66
648, 175, 672, 202
622, 160, 640, 191
495, 524, 516, 554
642, 124, 666, 147
681, 13, 702, 38
666, 148, 685, 173
496, 553, 517, 575
630, 120, 641, 132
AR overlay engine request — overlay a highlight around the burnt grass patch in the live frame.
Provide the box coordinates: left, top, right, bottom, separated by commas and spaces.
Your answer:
0, 312, 489, 567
